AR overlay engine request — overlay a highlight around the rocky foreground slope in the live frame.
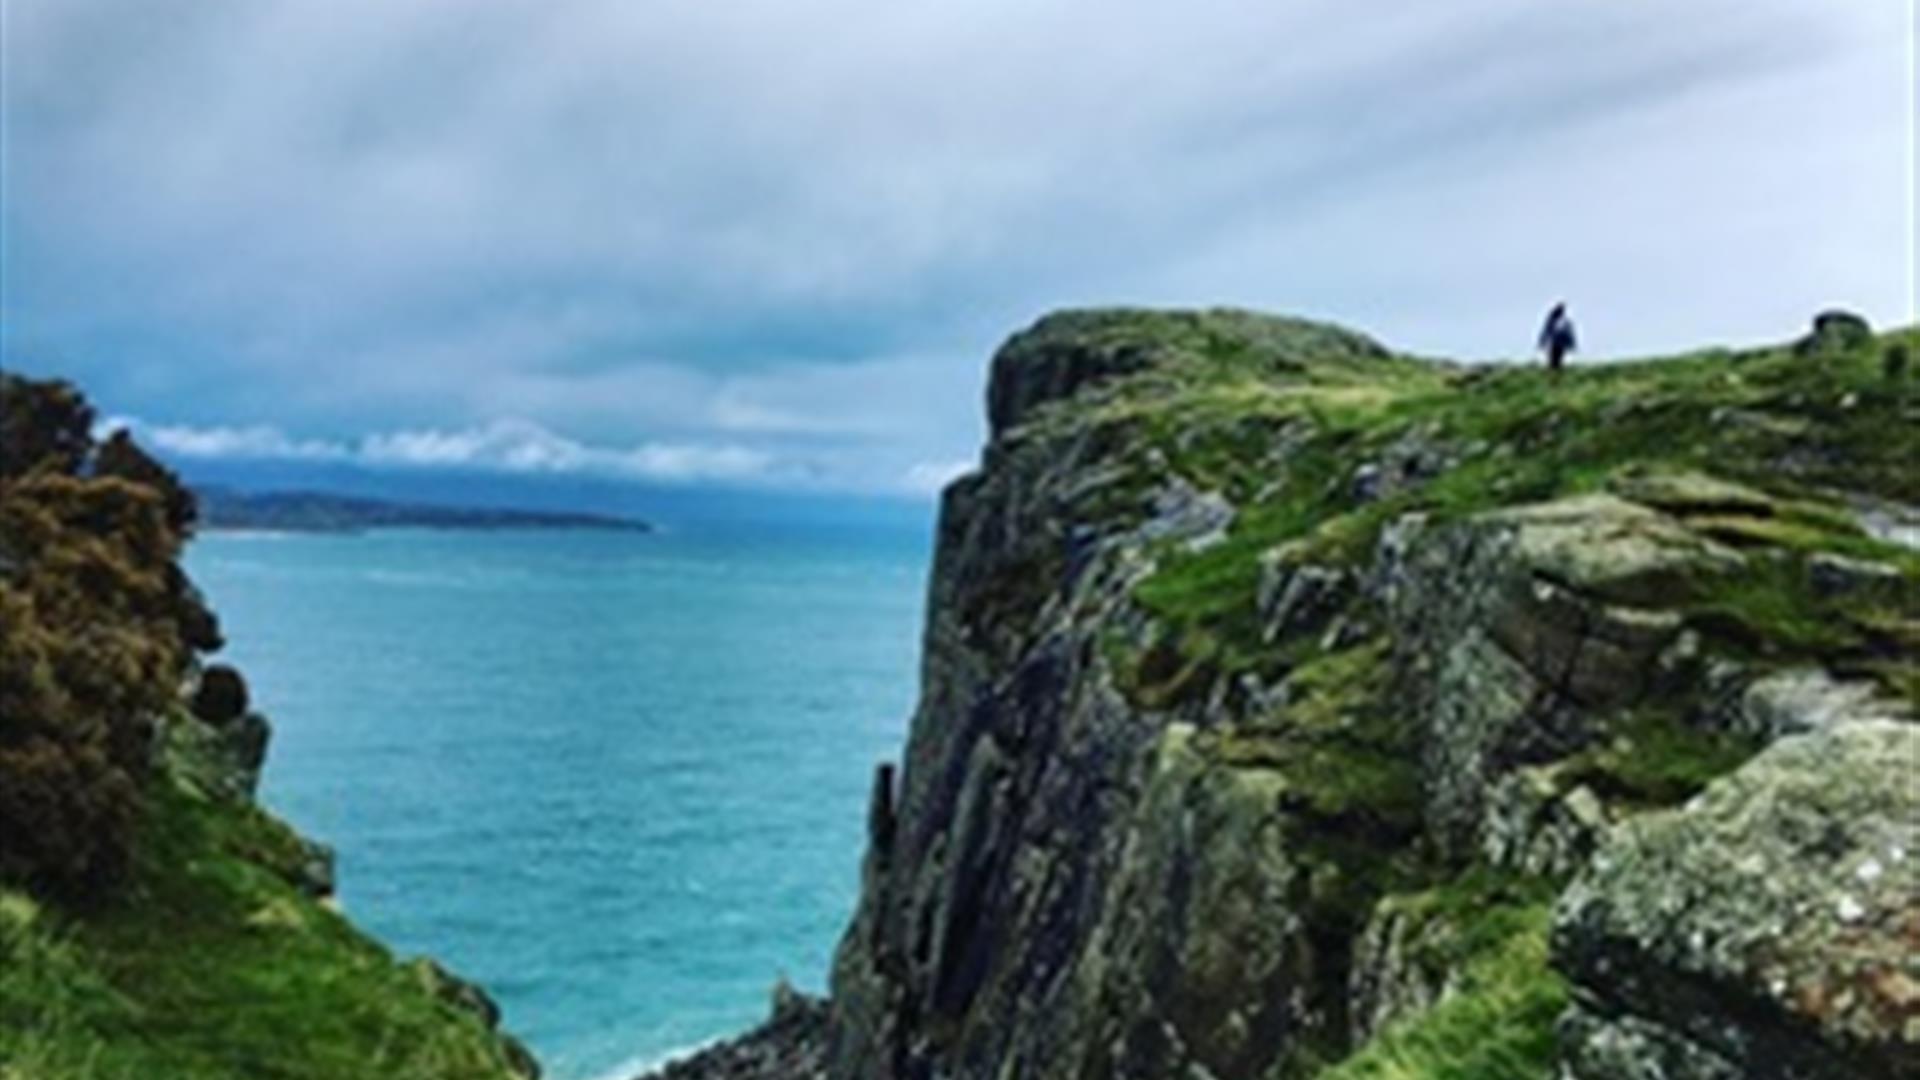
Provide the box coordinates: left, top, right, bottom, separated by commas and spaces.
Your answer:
648, 308, 1917, 1079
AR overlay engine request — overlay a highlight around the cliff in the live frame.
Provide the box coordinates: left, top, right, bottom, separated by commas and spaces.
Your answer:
650, 308, 1917, 1079
0, 375, 539, 1080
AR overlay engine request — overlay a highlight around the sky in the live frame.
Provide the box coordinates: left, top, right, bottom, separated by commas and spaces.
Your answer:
1, 0, 1913, 499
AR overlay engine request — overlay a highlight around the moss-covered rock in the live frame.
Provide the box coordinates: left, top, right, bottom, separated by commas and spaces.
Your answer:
813, 306, 1918, 1080
1383, 494, 1742, 857
1553, 718, 1920, 1079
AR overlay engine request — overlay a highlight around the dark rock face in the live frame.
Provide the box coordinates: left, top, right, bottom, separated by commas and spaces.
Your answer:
986, 313, 1168, 436
637, 984, 829, 1080
1554, 720, 1920, 1079
829, 312, 1383, 1080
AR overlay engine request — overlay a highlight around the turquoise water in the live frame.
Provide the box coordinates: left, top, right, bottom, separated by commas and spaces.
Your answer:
185, 519, 929, 1080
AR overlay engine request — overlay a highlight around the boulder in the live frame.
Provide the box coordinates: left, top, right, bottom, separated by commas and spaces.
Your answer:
1136, 477, 1235, 550
1553, 719, 1920, 1079
1350, 427, 1455, 504
407, 957, 542, 1078
1842, 493, 1920, 552
1490, 495, 1745, 607
1793, 310, 1873, 357
409, 956, 503, 1030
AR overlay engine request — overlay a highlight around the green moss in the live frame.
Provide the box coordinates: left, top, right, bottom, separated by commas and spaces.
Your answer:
1685, 554, 1872, 659
0, 782, 523, 1080
1563, 709, 1763, 808
1129, 440, 1353, 664
1125, 327, 1918, 698
1194, 641, 1419, 831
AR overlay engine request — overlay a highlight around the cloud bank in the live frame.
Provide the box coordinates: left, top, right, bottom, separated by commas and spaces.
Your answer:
105, 416, 780, 486
6, 0, 1912, 496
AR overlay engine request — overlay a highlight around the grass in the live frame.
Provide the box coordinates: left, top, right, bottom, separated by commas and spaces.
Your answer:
0, 778, 524, 1080
1200, 641, 1422, 827
1315, 892, 1566, 1080
1072, 317, 1917, 1079
1561, 708, 1762, 808
1313, 913, 1565, 1080
1120, 321, 1919, 703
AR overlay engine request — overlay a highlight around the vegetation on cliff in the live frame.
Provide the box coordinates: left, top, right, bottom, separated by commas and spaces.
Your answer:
0, 374, 535, 1079
1091, 309, 1914, 1078
810, 307, 1916, 1080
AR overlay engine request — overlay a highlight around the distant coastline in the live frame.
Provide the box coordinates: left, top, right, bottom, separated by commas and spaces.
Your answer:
194, 486, 652, 534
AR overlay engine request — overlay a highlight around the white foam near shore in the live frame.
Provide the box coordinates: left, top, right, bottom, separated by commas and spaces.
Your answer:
583, 1038, 724, 1080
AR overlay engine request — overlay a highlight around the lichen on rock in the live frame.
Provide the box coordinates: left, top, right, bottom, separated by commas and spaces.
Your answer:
1553, 718, 1920, 1079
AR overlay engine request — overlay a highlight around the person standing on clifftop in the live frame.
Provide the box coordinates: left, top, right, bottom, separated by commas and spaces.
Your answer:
1539, 302, 1577, 376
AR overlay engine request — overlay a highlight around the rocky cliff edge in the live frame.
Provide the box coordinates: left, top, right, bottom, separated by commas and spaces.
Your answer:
645, 307, 1918, 1080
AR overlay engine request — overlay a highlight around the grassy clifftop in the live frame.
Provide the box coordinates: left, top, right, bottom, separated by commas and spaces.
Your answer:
1010, 307, 1918, 709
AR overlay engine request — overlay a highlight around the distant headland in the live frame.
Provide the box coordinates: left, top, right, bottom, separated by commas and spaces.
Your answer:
194, 486, 653, 534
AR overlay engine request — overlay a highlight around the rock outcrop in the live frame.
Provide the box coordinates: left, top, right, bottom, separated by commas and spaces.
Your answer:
643, 308, 1918, 1080
642, 982, 829, 1080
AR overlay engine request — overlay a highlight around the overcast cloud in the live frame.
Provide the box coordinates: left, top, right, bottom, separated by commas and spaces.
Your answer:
3, 0, 1912, 495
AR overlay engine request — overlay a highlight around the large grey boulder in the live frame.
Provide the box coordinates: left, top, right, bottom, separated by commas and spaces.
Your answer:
1553, 719, 1920, 1079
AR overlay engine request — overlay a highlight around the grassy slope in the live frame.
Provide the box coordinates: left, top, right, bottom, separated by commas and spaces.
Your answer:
1037, 313, 1917, 1077
0, 716, 524, 1080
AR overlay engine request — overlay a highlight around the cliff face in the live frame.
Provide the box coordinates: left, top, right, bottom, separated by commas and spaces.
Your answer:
805, 308, 1917, 1080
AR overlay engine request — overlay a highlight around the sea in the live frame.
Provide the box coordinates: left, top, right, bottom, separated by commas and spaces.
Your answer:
184, 513, 931, 1080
